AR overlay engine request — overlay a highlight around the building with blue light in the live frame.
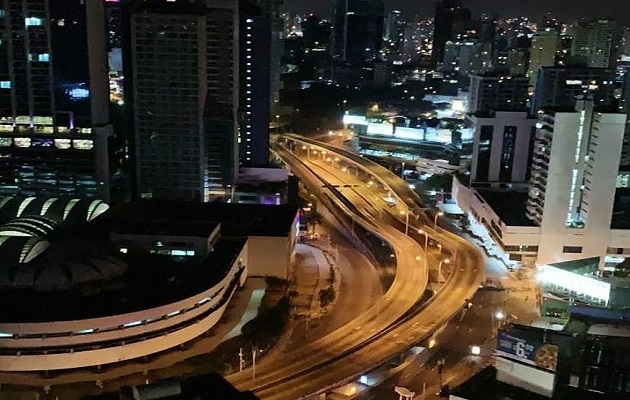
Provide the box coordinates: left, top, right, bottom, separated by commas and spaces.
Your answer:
0, 0, 125, 202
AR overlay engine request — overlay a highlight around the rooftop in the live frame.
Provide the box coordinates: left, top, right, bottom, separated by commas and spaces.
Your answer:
97, 200, 298, 238
114, 219, 220, 238
470, 71, 527, 79
475, 189, 536, 227
0, 237, 246, 322
586, 324, 630, 338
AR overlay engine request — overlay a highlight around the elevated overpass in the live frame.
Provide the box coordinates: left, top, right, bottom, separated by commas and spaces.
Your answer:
227, 138, 484, 400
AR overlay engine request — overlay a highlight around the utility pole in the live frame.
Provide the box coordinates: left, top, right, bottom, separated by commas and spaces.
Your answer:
437, 358, 445, 387
239, 347, 244, 372
252, 346, 258, 383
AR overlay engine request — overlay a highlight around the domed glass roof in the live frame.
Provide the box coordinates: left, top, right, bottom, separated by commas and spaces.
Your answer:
0, 239, 127, 291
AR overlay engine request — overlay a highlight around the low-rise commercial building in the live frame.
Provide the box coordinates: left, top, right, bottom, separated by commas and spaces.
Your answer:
0, 197, 298, 372
453, 101, 629, 267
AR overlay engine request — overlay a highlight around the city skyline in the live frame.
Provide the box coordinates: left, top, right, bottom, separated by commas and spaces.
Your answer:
284, 0, 630, 23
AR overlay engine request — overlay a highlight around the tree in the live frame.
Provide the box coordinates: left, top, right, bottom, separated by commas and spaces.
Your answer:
424, 174, 453, 192
318, 286, 336, 308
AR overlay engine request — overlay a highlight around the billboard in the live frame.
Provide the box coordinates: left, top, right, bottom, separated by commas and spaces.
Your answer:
496, 330, 559, 372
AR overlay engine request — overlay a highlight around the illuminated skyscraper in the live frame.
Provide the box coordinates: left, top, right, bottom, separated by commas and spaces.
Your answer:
240, 0, 271, 167
0, 0, 121, 201
527, 29, 558, 86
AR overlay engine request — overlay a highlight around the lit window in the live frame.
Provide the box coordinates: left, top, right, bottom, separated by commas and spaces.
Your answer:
25, 17, 44, 27
38, 53, 49, 62
73, 139, 94, 150
0, 81, 10, 89
0, 10, 5, 18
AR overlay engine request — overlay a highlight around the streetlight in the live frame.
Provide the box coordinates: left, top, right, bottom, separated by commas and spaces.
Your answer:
438, 258, 450, 283
492, 308, 506, 335
401, 162, 405, 180
418, 229, 429, 250
400, 210, 409, 235
434, 211, 444, 228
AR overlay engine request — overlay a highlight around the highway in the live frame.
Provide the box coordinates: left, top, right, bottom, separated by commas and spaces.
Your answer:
228, 146, 430, 398
282, 134, 429, 220
227, 139, 484, 400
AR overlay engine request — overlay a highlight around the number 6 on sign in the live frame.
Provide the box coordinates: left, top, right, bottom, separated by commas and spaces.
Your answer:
515, 341, 526, 357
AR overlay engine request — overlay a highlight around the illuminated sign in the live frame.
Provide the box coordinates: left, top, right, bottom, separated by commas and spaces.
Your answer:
342, 114, 367, 126
496, 331, 559, 372
538, 265, 611, 303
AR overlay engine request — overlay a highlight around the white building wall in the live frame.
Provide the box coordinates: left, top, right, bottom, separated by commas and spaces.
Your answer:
536, 113, 582, 265
452, 177, 540, 263
469, 112, 535, 184
536, 110, 626, 266
580, 113, 626, 257
247, 236, 294, 279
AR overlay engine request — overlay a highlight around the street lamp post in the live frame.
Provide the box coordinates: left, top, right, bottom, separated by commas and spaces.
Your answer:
434, 211, 444, 228
400, 210, 409, 235
239, 347, 244, 372
401, 162, 405, 180
493, 309, 506, 335
437, 359, 445, 387
437, 258, 450, 283
252, 346, 257, 383
418, 229, 429, 270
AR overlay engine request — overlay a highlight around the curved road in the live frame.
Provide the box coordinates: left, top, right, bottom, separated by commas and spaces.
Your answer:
227, 142, 483, 400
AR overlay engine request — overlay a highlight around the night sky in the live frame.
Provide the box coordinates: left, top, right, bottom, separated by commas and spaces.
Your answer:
283, 0, 630, 23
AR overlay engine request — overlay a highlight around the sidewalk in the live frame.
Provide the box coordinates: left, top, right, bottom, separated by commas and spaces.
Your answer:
291, 242, 340, 318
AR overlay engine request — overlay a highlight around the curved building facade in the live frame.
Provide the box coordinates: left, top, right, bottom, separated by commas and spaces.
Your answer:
0, 196, 249, 372
0, 251, 246, 371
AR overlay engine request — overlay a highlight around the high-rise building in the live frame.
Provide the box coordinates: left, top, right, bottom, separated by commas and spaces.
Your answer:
383, 10, 404, 61
255, 0, 283, 115
432, 0, 471, 67
467, 111, 536, 184
240, 0, 270, 167
526, 100, 626, 264
384, 9, 402, 42
0, 0, 122, 201
619, 70, 630, 170
105, 0, 123, 50
123, 0, 238, 201
527, 29, 558, 86
333, 0, 384, 62
531, 66, 616, 113
468, 73, 530, 113
570, 19, 621, 69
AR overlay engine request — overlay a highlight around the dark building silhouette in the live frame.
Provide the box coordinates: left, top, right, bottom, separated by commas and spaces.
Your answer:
240, 0, 271, 167
333, 0, 384, 62
432, 0, 471, 67
122, 0, 239, 201
531, 66, 616, 114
